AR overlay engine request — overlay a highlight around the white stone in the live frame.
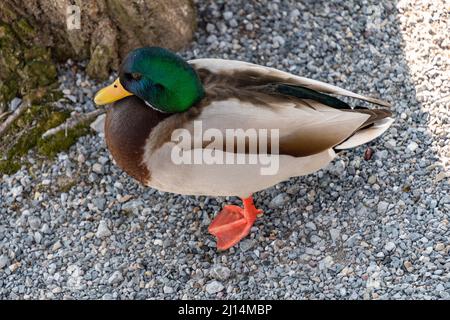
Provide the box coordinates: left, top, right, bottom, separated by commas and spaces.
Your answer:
90, 114, 106, 134
385, 139, 397, 149
329, 228, 340, 241
368, 175, 377, 185
28, 216, 41, 230
406, 141, 419, 152
52, 241, 62, 251
0, 255, 9, 269
210, 265, 231, 281
328, 160, 346, 176
377, 201, 389, 214
384, 241, 396, 252
108, 271, 123, 285
163, 286, 174, 294
9, 97, 22, 111
319, 256, 334, 270
96, 220, 111, 238
92, 163, 103, 174
34, 232, 42, 244
205, 280, 224, 294
305, 222, 317, 231
77, 154, 86, 163
223, 11, 233, 20
11, 186, 23, 197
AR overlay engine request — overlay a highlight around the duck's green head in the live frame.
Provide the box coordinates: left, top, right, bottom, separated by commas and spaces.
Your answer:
94, 47, 205, 113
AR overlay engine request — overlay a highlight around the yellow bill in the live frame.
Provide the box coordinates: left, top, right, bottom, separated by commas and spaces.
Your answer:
94, 78, 133, 105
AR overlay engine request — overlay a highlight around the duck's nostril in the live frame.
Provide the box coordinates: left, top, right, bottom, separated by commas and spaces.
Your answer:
114, 85, 118, 88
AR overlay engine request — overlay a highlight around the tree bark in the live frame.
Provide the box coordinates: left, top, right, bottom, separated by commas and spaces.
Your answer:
1, 0, 197, 81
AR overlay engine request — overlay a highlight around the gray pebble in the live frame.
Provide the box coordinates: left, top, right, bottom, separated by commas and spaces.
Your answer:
377, 201, 389, 214
9, 97, 22, 111
0, 255, 9, 269
93, 198, 106, 211
239, 239, 255, 252
210, 265, 231, 281
384, 242, 396, 252
305, 222, 317, 231
163, 286, 174, 294
329, 228, 340, 241
108, 271, 124, 285
92, 163, 103, 174
96, 220, 111, 238
269, 193, 287, 208
406, 142, 418, 152
205, 281, 224, 294
223, 11, 233, 21
28, 216, 41, 230
121, 200, 144, 214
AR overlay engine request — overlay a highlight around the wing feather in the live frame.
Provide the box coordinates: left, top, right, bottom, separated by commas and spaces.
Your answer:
178, 99, 370, 157
189, 58, 391, 108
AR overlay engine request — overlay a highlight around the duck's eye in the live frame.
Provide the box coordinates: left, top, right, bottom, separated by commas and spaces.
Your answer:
131, 72, 142, 81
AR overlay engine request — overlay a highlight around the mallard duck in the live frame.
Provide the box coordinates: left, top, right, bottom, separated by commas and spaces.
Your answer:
94, 47, 394, 250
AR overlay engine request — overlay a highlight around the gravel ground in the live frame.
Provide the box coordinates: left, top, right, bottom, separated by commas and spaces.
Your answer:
1, 0, 449, 299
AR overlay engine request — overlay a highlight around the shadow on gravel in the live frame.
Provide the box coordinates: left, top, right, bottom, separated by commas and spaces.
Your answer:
253, 2, 432, 245
167, 0, 441, 299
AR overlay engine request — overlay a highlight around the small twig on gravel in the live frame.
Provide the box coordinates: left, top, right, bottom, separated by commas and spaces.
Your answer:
0, 111, 11, 121
0, 100, 30, 138
41, 108, 105, 139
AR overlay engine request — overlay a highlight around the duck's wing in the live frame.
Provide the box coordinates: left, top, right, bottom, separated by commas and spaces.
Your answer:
145, 96, 375, 162
183, 58, 393, 157
143, 98, 370, 197
142, 60, 393, 197
191, 98, 371, 157
189, 58, 391, 108
145, 59, 394, 159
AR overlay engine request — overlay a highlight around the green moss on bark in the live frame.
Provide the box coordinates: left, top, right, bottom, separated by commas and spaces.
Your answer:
37, 123, 91, 158
0, 18, 57, 109
0, 104, 92, 175
0, 15, 78, 176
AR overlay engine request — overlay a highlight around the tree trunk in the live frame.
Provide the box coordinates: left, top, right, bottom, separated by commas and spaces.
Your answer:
0, 0, 197, 106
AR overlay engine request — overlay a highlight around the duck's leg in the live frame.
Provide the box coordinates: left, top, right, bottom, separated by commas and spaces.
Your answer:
208, 196, 263, 250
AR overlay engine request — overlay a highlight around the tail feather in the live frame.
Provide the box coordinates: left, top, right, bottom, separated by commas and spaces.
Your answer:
335, 116, 394, 150
346, 108, 393, 129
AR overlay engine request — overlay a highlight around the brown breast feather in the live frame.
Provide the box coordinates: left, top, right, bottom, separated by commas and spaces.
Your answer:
104, 96, 170, 184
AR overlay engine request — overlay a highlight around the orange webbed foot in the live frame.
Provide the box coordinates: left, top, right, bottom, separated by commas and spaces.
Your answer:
208, 196, 263, 250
